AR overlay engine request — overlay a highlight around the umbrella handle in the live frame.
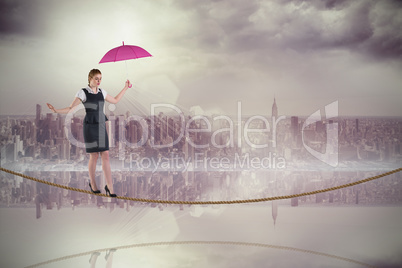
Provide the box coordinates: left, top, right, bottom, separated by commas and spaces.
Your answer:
125, 60, 132, 88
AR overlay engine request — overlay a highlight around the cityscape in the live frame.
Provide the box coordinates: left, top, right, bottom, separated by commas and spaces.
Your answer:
1, 99, 401, 219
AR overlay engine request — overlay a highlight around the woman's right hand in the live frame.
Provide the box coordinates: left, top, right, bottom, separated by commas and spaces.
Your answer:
46, 103, 57, 113
125, 79, 132, 89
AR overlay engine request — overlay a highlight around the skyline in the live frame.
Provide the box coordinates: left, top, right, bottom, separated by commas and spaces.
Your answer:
1, 0, 402, 117
2, 101, 400, 170
2, 97, 402, 118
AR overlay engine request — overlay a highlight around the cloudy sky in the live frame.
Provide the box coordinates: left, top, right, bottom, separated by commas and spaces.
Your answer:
0, 0, 401, 117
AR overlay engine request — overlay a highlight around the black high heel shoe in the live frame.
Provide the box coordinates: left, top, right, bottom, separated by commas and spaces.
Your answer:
105, 248, 117, 261
89, 251, 100, 263
105, 185, 117, 197
89, 182, 101, 194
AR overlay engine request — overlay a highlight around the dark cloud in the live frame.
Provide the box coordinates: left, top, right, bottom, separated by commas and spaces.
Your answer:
362, 1, 402, 59
324, 0, 348, 9
170, 0, 260, 52
171, 0, 402, 60
0, 0, 43, 36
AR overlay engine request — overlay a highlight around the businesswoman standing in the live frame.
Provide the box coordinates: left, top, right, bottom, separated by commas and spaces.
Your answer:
47, 69, 131, 197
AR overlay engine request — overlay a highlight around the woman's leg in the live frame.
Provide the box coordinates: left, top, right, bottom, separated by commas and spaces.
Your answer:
105, 249, 117, 268
88, 152, 99, 190
100, 150, 114, 194
89, 252, 100, 268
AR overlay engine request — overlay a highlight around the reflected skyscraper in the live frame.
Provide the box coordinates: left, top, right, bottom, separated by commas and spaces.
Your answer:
291, 197, 298, 207
272, 201, 278, 227
35, 195, 42, 219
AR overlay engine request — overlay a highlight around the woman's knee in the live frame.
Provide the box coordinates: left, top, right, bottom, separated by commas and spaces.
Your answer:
101, 151, 110, 161
89, 152, 99, 161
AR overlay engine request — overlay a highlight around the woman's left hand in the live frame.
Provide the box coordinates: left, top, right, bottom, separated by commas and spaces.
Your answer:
46, 103, 57, 113
125, 79, 132, 89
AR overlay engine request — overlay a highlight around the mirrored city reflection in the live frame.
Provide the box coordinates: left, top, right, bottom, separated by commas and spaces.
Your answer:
2, 168, 402, 220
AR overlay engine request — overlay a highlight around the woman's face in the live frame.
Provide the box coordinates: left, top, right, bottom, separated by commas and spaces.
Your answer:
89, 74, 102, 87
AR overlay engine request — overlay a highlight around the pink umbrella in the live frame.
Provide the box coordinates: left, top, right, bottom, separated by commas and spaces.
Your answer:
99, 41, 152, 87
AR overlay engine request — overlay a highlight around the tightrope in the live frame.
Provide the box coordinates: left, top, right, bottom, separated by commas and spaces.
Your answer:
25, 240, 376, 268
1, 167, 401, 205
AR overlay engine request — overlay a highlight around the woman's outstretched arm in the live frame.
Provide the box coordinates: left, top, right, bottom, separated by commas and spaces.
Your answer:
47, 97, 82, 114
105, 80, 132, 104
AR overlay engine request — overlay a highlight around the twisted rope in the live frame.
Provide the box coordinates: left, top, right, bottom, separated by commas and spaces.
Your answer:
25, 240, 376, 268
1, 167, 401, 205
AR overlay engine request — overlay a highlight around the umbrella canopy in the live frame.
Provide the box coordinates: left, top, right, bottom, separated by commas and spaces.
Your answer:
99, 41, 152, 63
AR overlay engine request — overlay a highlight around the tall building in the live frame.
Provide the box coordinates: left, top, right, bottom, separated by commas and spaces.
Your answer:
108, 116, 116, 147
291, 116, 299, 140
355, 118, 359, 133
114, 116, 123, 145
58, 141, 70, 160
272, 97, 278, 119
36, 104, 41, 124
128, 120, 137, 144
316, 121, 324, 133
2, 143, 17, 163
168, 118, 174, 139
57, 114, 64, 138
161, 114, 168, 140
14, 135, 23, 155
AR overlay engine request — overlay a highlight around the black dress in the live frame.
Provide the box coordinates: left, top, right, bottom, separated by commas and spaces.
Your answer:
82, 88, 109, 153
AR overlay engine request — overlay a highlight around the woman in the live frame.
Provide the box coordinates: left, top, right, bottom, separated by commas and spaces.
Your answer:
47, 69, 131, 197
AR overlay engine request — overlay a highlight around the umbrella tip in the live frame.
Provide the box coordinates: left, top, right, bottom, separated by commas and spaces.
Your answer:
122, 41, 124, 46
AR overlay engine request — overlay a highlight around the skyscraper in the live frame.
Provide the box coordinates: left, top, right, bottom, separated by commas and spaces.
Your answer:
355, 118, 359, 133
36, 104, 41, 124
272, 97, 278, 119
291, 116, 299, 140
316, 121, 324, 133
